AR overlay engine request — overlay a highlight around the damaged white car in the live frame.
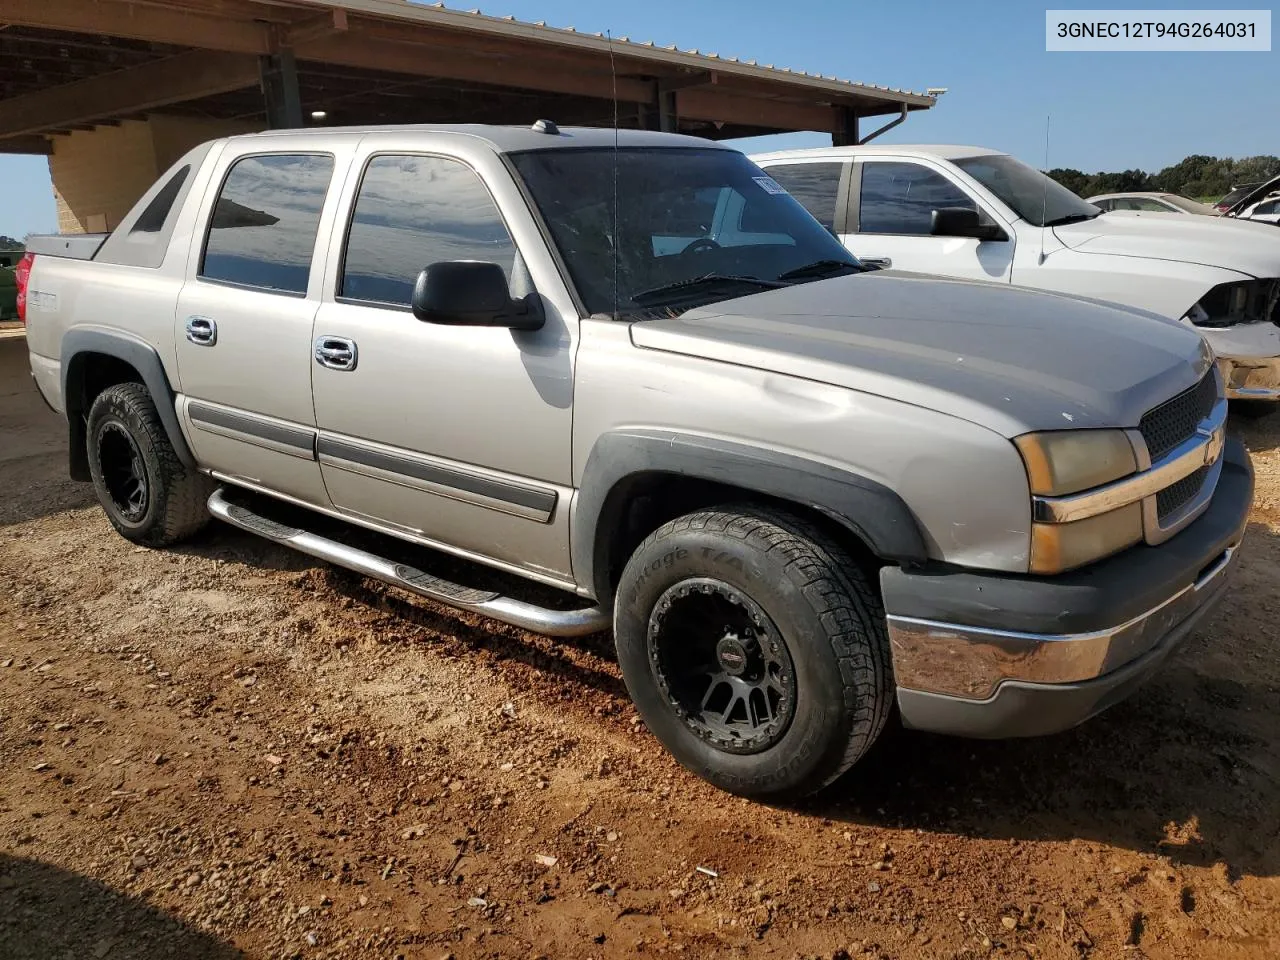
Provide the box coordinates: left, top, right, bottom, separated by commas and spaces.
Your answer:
752, 145, 1280, 412
1225, 174, 1280, 228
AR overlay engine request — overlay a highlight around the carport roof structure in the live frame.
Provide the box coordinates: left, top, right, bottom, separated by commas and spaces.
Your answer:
0, 0, 937, 154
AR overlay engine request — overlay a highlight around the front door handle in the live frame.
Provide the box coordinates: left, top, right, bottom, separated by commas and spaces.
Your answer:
860, 256, 892, 270
314, 335, 358, 371
185, 316, 217, 346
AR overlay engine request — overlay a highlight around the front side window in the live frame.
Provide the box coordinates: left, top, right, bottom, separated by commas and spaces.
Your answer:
765, 162, 843, 230
341, 155, 516, 306
858, 161, 976, 235
201, 153, 334, 294
509, 148, 859, 317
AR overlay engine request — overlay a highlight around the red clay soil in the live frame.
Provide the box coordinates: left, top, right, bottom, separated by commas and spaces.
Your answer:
3, 337, 1279, 960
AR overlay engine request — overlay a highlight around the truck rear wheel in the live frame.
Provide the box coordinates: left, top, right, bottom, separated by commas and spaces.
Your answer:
86, 382, 213, 546
613, 505, 892, 800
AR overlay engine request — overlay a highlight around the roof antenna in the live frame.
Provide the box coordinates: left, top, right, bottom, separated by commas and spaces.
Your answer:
1038, 114, 1050, 265
607, 29, 620, 320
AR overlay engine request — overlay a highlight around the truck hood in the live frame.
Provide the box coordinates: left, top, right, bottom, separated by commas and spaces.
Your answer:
630, 272, 1213, 437
1052, 211, 1280, 278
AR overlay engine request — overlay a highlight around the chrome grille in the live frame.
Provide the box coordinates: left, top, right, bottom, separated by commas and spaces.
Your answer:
1139, 373, 1218, 462
1157, 465, 1210, 522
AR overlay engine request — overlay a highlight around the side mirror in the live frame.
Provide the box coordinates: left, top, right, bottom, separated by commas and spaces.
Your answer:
930, 207, 1007, 242
411, 261, 543, 330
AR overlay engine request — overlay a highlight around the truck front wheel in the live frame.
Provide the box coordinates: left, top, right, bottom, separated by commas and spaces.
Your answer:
86, 382, 213, 546
613, 506, 892, 800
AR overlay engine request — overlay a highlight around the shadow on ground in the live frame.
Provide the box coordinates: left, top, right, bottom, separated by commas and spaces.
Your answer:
0, 854, 243, 959
1233, 405, 1280, 453
181, 495, 1280, 880
807, 518, 1280, 879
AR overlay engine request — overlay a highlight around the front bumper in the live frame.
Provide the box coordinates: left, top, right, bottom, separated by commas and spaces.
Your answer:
1218, 354, 1280, 400
881, 437, 1253, 738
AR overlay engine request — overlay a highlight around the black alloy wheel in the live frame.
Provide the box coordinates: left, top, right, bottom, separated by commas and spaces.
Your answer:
648, 577, 797, 754
96, 420, 150, 522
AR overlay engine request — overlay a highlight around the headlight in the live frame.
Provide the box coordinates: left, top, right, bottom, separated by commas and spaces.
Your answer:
1016, 430, 1143, 574
1030, 502, 1143, 574
1014, 430, 1137, 496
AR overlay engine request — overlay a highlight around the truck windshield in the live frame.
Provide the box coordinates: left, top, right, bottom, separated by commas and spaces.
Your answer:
509, 147, 860, 317
953, 154, 1101, 227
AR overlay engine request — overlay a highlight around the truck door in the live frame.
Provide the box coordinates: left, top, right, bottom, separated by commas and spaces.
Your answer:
845, 158, 1014, 282
309, 142, 577, 585
173, 140, 353, 506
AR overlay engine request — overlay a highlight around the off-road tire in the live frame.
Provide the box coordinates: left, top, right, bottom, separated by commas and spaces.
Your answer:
614, 505, 893, 801
86, 382, 213, 546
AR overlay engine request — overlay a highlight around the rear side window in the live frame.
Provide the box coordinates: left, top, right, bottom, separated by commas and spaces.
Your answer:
858, 161, 976, 235
765, 162, 843, 230
340, 154, 516, 307
201, 154, 334, 295
93, 142, 214, 270
132, 165, 191, 234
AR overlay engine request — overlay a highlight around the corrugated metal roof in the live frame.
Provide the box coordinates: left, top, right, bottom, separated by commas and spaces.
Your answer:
291, 0, 937, 107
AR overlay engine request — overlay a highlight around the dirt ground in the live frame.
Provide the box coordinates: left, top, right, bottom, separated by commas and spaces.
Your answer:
2, 334, 1279, 960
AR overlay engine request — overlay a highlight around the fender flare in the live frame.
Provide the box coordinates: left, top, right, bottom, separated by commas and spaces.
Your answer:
573, 429, 928, 601
61, 328, 196, 479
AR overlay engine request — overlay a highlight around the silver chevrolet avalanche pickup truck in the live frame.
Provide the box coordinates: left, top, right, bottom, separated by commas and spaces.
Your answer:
24, 124, 1253, 800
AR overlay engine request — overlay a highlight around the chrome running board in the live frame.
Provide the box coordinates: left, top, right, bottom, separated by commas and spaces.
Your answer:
207, 488, 609, 638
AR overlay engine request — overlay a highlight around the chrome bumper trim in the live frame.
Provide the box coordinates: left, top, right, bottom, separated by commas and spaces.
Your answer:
1033, 397, 1227, 525
887, 541, 1239, 700
1218, 354, 1280, 400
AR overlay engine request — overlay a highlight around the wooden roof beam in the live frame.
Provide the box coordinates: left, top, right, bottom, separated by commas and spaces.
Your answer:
296, 34, 654, 103
0, 134, 52, 154
676, 88, 839, 134
0, 49, 261, 138
2, 0, 271, 54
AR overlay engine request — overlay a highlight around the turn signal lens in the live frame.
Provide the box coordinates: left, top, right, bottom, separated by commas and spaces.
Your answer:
1030, 503, 1143, 574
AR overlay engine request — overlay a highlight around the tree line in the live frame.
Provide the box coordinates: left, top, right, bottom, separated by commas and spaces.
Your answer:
1047, 155, 1280, 200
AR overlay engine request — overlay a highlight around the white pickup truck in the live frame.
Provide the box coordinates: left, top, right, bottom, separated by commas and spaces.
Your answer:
754, 145, 1280, 411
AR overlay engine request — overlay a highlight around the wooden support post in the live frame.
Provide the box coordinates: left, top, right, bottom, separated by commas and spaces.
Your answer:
260, 48, 303, 129
657, 90, 678, 132
832, 107, 858, 147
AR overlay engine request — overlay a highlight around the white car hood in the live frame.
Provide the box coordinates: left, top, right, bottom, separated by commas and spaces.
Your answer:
1053, 212, 1280, 278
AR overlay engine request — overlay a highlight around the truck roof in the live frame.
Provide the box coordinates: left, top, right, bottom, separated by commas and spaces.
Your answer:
223, 123, 725, 154
752, 144, 1006, 162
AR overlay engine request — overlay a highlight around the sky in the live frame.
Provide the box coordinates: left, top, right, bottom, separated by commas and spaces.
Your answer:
2, 0, 1275, 238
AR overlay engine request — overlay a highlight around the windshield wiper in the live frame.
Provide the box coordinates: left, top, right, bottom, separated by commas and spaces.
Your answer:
630, 273, 789, 307
776, 259, 862, 282
1043, 212, 1100, 227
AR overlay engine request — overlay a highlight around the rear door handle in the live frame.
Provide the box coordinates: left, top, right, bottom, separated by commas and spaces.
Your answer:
314, 335, 358, 371
860, 257, 892, 269
185, 316, 217, 346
